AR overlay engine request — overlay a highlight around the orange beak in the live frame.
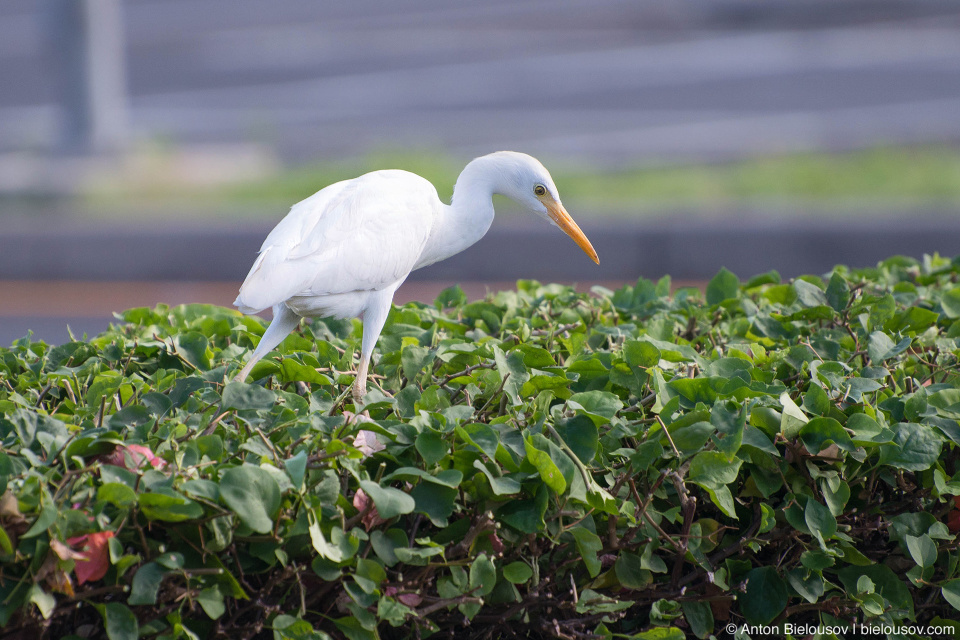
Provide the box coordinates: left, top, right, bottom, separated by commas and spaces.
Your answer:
542, 199, 599, 264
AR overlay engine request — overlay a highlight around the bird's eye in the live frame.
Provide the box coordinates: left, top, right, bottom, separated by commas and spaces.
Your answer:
534, 184, 547, 197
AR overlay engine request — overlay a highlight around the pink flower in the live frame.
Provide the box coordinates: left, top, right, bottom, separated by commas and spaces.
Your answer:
353, 430, 385, 456
65, 531, 114, 585
352, 488, 386, 530
105, 444, 166, 470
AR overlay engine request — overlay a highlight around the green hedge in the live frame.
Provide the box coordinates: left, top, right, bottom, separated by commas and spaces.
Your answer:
3, 255, 960, 639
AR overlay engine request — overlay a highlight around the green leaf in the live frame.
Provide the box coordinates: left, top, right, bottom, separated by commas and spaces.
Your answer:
641, 542, 669, 573
381, 467, 462, 488
435, 284, 468, 308
284, 451, 308, 489
822, 478, 850, 516
570, 526, 602, 578
457, 423, 500, 460
711, 401, 744, 460
498, 485, 549, 533
793, 279, 829, 308
905, 533, 938, 569
576, 589, 634, 616
567, 390, 623, 423
631, 440, 664, 471
523, 438, 567, 494
837, 564, 914, 618
741, 567, 787, 625
706, 268, 739, 305
369, 529, 405, 567
703, 485, 738, 519
758, 503, 776, 533
415, 430, 447, 466
688, 451, 742, 490
96, 603, 139, 640
473, 460, 521, 496
334, 615, 377, 640
513, 343, 557, 368
668, 421, 714, 454
825, 272, 850, 312
867, 331, 912, 362
84, 373, 122, 408
681, 600, 714, 639
779, 392, 808, 439
650, 599, 682, 625
786, 568, 825, 604
943, 579, 960, 611
941, 287, 960, 318
804, 499, 837, 545
309, 517, 342, 563
401, 345, 434, 382
279, 359, 332, 385
219, 464, 281, 533
630, 622, 687, 639
668, 378, 722, 405
138, 489, 204, 523
378, 597, 415, 628
354, 558, 387, 594
880, 422, 943, 471
469, 553, 496, 596
393, 545, 444, 565
503, 561, 533, 584
155, 552, 184, 570
847, 412, 890, 444
174, 332, 211, 369
0, 527, 11, 556
128, 562, 165, 606
615, 552, 652, 590
97, 483, 137, 509
410, 481, 457, 527
888, 306, 940, 333
798, 417, 856, 454
358, 480, 416, 520
196, 586, 226, 620
493, 345, 529, 406
554, 415, 599, 464
221, 381, 277, 410
624, 340, 661, 368
27, 584, 54, 619
802, 384, 832, 416
274, 615, 330, 639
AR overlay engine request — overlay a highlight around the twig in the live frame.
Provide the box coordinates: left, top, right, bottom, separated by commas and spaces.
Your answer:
478, 373, 509, 414
437, 362, 495, 387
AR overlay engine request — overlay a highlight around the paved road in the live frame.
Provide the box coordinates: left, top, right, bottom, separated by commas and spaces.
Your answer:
5, 212, 960, 345
2, 0, 960, 164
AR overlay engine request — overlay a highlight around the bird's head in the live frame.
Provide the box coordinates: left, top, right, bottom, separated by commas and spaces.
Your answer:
486, 151, 599, 265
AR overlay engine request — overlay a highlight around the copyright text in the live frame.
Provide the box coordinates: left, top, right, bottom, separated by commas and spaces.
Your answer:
725, 622, 955, 637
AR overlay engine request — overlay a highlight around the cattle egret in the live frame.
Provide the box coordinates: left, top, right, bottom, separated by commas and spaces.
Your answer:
234, 151, 599, 400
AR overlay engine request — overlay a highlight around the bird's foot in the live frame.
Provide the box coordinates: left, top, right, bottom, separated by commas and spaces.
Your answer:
352, 384, 367, 408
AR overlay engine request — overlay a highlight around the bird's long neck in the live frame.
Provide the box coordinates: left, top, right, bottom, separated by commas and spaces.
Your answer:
415, 157, 500, 269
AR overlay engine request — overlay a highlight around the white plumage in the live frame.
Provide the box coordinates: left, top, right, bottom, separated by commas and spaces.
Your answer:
234, 151, 598, 399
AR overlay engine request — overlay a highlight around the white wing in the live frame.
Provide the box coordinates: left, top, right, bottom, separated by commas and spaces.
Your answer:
235, 170, 440, 314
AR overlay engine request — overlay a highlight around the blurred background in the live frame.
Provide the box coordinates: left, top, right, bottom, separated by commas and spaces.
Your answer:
2, 0, 960, 344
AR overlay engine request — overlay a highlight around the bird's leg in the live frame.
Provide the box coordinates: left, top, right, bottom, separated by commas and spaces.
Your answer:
353, 354, 369, 403
235, 303, 302, 382
351, 286, 395, 404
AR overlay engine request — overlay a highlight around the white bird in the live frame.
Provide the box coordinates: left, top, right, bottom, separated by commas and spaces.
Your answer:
234, 151, 599, 400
